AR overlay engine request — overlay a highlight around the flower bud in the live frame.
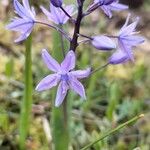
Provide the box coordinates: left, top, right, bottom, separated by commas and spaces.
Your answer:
51, 0, 62, 7
92, 36, 116, 51
108, 50, 129, 65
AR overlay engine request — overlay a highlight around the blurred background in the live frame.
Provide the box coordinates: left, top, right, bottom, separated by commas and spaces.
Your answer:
0, 0, 150, 149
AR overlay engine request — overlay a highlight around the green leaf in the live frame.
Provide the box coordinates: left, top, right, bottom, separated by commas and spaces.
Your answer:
106, 82, 120, 121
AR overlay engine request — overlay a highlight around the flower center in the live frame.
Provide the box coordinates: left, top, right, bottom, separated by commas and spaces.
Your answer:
61, 74, 69, 81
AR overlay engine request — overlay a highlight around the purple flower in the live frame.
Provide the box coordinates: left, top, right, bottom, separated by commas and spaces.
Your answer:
36, 49, 91, 107
109, 14, 145, 64
92, 35, 116, 50
94, 0, 128, 18
41, 4, 74, 25
6, 0, 36, 42
51, 0, 62, 8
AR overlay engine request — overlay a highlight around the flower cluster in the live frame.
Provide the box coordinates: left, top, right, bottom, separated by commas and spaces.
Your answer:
6, 0, 145, 106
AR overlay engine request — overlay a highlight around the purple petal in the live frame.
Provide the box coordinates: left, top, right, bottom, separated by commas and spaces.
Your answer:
108, 50, 130, 64
14, 26, 33, 42
22, 0, 30, 10
69, 77, 86, 99
14, 0, 31, 19
70, 68, 91, 79
42, 49, 61, 72
121, 35, 145, 47
40, 6, 55, 23
62, 5, 74, 24
48, 4, 74, 25
22, 0, 35, 18
36, 74, 60, 92
55, 81, 69, 107
61, 50, 76, 72
92, 36, 116, 50
110, 2, 128, 11
104, 0, 116, 5
100, 5, 112, 18
50, 4, 62, 24
119, 39, 134, 61
6, 18, 33, 31
119, 17, 139, 36
121, 14, 131, 29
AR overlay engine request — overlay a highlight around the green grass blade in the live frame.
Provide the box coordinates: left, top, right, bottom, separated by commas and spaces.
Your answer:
81, 114, 144, 150
106, 82, 120, 121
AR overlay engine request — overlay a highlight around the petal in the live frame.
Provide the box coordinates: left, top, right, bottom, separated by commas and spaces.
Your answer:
6, 18, 33, 31
100, 5, 112, 18
14, 0, 31, 19
22, 0, 35, 19
40, 6, 56, 23
119, 17, 139, 36
50, 4, 62, 24
104, 0, 115, 5
121, 35, 145, 46
119, 39, 134, 61
121, 13, 131, 29
110, 2, 128, 11
108, 50, 130, 64
42, 49, 61, 72
62, 5, 74, 24
55, 81, 68, 107
61, 50, 76, 72
22, 0, 30, 10
70, 68, 91, 79
92, 36, 116, 50
69, 77, 86, 99
15, 26, 33, 42
35, 74, 60, 92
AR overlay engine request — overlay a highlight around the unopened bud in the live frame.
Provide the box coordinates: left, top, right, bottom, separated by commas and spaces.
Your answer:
51, 0, 62, 7
92, 36, 116, 51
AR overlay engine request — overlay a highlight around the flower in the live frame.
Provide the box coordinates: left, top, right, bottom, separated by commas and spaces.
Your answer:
109, 14, 145, 64
41, 4, 74, 25
6, 0, 36, 42
36, 49, 91, 107
94, 0, 128, 18
51, 0, 62, 8
91, 35, 116, 50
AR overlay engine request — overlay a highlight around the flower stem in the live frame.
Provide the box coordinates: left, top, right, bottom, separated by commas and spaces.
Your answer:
81, 114, 144, 150
35, 21, 71, 41
59, 25, 66, 58
90, 63, 110, 75
70, 0, 85, 51
19, 35, 33, 150
52, 29, 69, 150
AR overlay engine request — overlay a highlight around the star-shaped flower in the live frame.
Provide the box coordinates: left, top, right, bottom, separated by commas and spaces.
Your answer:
94, 0, 128, 18
41, 3, 74, 25
36, 49, 91, 107
109, 14, 145, 64
6, 0, 36, 42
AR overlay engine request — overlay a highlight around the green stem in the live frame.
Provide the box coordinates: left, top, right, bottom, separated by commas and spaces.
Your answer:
52, 28, 70, 150
81, 114, 144, 150
19, 35, 33, 150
